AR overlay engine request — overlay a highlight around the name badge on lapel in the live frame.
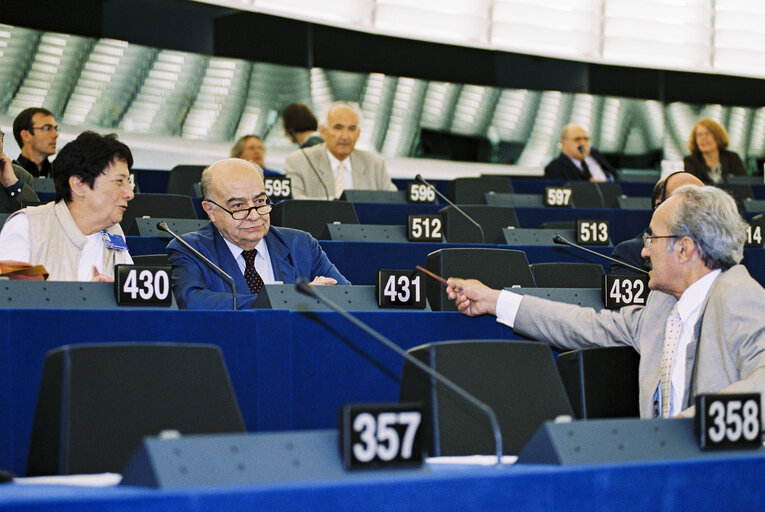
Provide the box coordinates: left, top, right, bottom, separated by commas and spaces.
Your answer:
102, 231, 129, 250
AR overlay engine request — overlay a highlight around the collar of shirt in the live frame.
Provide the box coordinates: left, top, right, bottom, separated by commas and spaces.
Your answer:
14, 155, 50, 178
220, 232, 273, 281
567, 154, 608, 181
326, 150, 352, 177
675, 269, 721, 322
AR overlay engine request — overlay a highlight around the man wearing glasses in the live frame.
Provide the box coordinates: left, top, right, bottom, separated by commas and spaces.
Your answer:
0, 128, 40, 213
544, 124, 616, 182
12, 107, 59, 178
167, 158, 349, 309
446, 185, 764, 421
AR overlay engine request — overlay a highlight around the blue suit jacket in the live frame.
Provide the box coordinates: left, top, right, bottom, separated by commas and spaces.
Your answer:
167, 223, 350, 309
544, 149, 616, 181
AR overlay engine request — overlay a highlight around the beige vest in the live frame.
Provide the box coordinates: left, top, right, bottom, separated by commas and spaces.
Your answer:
9, 201, 131, 281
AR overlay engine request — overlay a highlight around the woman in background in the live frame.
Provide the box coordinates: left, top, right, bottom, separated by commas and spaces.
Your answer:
683, 118, 746, 184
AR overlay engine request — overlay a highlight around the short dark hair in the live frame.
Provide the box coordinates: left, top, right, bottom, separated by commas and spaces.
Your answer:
52, 131, 133, 202
282, 103, 318, 133
13, 107, 54, 147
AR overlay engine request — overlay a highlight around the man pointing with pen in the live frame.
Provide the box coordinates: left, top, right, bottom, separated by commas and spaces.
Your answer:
447, 185, 765, 421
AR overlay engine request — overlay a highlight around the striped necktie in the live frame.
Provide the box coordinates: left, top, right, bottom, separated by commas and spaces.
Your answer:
660, 304, 682, 418
335, 162, 346, 199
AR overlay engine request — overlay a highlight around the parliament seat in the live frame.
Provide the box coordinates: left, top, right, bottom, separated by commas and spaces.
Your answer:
27, 343, 245, 476
566, 182, 624, 208
166, 164, 206, 196
530, 262, 605, 288
447, 176, 513, 204
121, 193, 198, 235
439, 205, 519, 244
270, 199, 359, 239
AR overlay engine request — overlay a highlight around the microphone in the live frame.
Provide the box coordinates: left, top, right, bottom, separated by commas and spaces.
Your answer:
415, 174, 485, 244
577, 145, 586, 156
295, 278, 505, 465
297, 140, 330, 200
552, 234, 649, 275
288, 128, 299, 145
157, 221, 238, 310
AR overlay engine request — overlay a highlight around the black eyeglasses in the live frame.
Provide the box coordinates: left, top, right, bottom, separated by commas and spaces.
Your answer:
205, 198, 273, 220
642, 233, 679, 248
29, 124, 58, 133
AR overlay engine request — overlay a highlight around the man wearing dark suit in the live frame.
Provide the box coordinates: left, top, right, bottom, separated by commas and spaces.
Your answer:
610, 172, 704, 274
544, 124, 616, 182
447, 186, 764, 421
167, 159, 349, 309
283, 102, 396, 199
12, 107, 59, 178
0, 128, 39, 213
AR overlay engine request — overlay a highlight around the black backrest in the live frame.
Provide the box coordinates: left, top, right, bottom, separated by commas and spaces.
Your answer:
425, 248, 535, 311
566, 182, 624, 208
270, 199, 358, 239
121, 193, 197, 235
447, 176, 513, 204
530, 262, 605, 288
399, 340, 573, 456
556, 347, 640, 419
167, 165, 206, 196
131, 254, 171, 266
439, 205, 519, 243
26, 343, 245, 476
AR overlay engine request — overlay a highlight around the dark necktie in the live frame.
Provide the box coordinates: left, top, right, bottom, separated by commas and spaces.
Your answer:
242, 249, 264, 294
580, 159, 592, 179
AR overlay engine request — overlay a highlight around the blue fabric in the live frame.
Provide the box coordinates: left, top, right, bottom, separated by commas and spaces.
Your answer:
166, 223, 350, 309
611, 234, 646, 274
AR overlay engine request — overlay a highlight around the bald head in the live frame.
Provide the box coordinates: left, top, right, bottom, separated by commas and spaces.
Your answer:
651, 172, 704, 209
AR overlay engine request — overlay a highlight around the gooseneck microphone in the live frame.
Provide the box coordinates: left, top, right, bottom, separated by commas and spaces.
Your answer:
552, 234, 649, 275
577, 145, 586, 156
295, 279, 505, 465
291, 129, 330, 200
157, 221, 238, 310
415, 174, 485, 244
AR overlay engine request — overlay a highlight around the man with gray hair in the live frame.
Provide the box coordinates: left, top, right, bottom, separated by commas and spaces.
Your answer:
447, 185, 764, 420
283, 102, 396, 199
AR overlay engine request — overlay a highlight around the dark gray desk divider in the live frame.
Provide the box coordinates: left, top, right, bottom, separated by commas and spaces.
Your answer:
517, 417, 765, 465
742, 198, 765, 213
510, 287, 604, 311
251, 284, 386, 311
0, 281, 178, 309
135, 217, 209, 237
501, 228, 576, 246
617, 196, 652, 210
485, 192, 545, 208
325, 224, 409, 243
121, 429, 427, 488
340, 189, 408, 203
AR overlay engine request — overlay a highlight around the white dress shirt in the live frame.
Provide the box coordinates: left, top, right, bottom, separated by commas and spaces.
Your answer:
221, 234, 278, 284
326, 150, 354, 190
567, 155, 609, 181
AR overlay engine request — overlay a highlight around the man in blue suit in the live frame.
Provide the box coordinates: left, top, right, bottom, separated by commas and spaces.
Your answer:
167, 158, 349, 309
544, 124, 616, 182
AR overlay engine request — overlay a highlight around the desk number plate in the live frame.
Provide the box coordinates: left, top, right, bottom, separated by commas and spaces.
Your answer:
696, 393, 761, 450
340, 402, 424, 470
745, 219, 763, 248
603, 274, 649, 309
376, 269, 427, 309
264, 177, 292, 199
545, 186, 572, 207
408, 214, 443, 242
407, 182, 436, 203
576, 219, 610, 245
115, 265, 173, 306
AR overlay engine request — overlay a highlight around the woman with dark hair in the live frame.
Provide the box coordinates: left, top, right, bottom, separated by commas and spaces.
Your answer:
683, 118, 746, 184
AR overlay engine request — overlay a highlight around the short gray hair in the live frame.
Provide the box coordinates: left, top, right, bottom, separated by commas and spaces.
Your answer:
666, 185, 747, 270
319, 102, 363, 128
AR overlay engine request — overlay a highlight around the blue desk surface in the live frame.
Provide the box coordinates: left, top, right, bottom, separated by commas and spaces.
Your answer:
1, 452, 763, 512
0, 309, 514, 475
